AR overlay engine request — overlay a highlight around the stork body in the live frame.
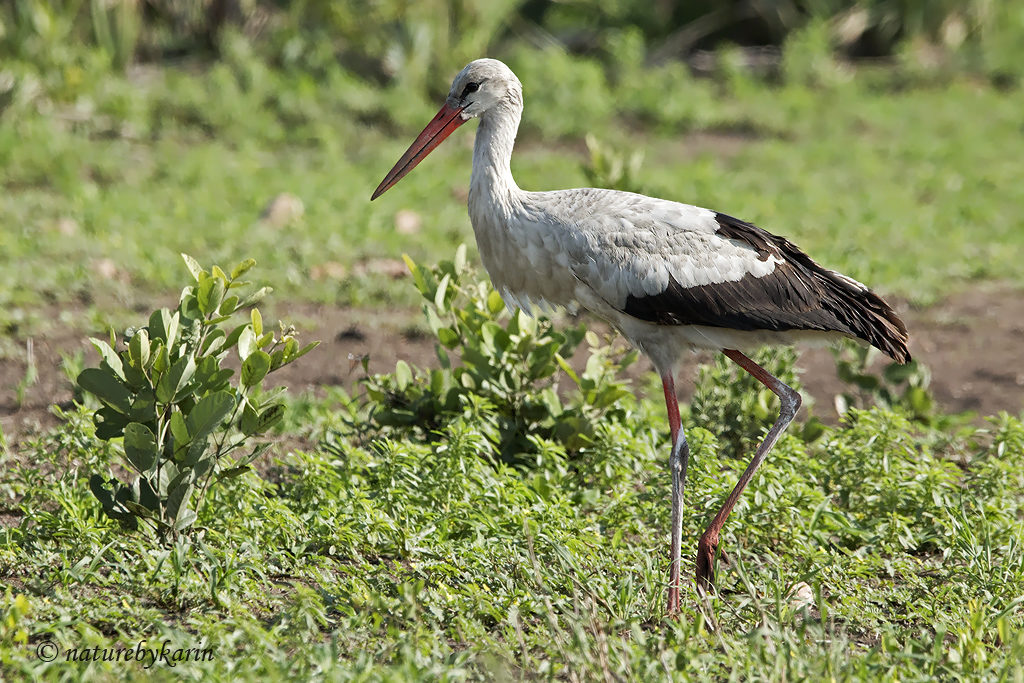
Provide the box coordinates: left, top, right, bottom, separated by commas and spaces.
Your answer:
372, 58, 910, 615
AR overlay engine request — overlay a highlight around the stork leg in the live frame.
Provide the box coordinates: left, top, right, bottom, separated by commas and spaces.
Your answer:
695, 349, 802, 594
661, 373, 690, 615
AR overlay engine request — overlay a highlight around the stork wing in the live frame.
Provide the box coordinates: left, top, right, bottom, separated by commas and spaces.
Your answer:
530, 189, 907, 360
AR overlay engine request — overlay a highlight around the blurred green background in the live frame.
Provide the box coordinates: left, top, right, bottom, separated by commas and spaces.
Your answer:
2, 0, 1024, 329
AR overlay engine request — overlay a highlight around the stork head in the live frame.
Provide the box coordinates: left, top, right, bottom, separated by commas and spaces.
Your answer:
371, 58, 521, 200
446, 58, 521, 119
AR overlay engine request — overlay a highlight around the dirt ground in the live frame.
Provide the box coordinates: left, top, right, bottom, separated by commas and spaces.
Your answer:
2, 283, 1021, 447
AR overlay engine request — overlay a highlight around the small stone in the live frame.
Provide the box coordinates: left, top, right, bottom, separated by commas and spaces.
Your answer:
93, 258, 119, 280
354, 258, 408, 280
310, 262, 347, 281
260, 193, 304, 227
57, 218, 79, 236
394, 209, 422, 235
787, 581, 815, 611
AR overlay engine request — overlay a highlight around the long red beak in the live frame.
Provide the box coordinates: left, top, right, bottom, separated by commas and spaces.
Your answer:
371, 102, 467, 200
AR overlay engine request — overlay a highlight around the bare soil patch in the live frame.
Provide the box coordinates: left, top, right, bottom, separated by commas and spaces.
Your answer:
3, 283, 1020, 448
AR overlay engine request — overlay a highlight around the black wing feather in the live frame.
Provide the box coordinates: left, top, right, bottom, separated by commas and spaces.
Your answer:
623, 213, 911, 363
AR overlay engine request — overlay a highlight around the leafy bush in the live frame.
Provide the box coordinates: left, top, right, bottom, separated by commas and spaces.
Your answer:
831, 340, 935, 421
581, 133, 646, 194
359, 246, 638, 461
77, 254, 318, 538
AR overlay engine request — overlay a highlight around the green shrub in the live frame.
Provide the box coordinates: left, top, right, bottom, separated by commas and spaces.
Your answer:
77, 254, 318, 538
581, 133, 646, 194
359, 246, 637, 461
831, 341, 935, 422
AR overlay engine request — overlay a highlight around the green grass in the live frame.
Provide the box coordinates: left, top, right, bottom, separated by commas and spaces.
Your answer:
2, 389, 1022, 679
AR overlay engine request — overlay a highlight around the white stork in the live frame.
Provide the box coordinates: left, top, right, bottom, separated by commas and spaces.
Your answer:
371, 58, 910, 614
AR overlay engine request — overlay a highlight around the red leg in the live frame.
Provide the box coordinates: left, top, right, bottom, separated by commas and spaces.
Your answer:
662, 373, 690, 615
695, 349, 801, 594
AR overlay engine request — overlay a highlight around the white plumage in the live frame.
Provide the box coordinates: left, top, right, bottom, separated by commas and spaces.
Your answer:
372, 58, 910, 615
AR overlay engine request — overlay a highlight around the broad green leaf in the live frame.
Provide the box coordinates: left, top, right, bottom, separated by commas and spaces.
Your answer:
219, 295, 239, 316
95, 405, 131, 440
907, 386, 933, 415
128, 328, 150, 369
122, 362, 149, 392
133, 474, 163, 511
186, 391, 235, 443
243, 443, 272, 466
210, 265, 228, 281
128, 393, 157, 422
395, 360, 412, 390
241, 350, 272, 387
240, 401, 260, 436
437, 327, 459, 348
180, 293, 202, 320
487, 290, 505, 315
170, 410, 190, 447
197, 274, 226, 316
149, 308, 179, 346
155, 355, 196, 404
282, 337, 298, 358
216, 465, 251, 481
89, 475, 133, 525
230, 258, 256, 279
293, 341, 319, 361
184, 437, 210, 468
434, 273, 451, 310
884, 361, 918, 385
223, 322, 247, 352
78, 368, 132, 414
123, 422, 158, 473
122, 500, 159, 520
89, 337, 125, 380
425, 307, 445, 334
150, 462, 179, 498
236, 286, 271, 309
174, 509, 197, 531
180, 253, 204, 280
454, 243, 467, 273
194, 354, 219, 384
251, 308, 263, 337
151, 343, 168, 374
201, 328, 226, 355
237, 327, 256, 360
402, 254, 424, 294
256, 404, 284, 433
555, 354, 581, 385
241, 402, 284, 435
164, 474, 194, 522
202, 368, 234, 391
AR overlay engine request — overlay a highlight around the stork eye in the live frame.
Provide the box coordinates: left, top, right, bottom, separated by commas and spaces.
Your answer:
461, 82, 480, 99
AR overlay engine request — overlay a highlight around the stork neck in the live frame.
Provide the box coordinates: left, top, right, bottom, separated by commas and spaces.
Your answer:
471, 98, 522, 203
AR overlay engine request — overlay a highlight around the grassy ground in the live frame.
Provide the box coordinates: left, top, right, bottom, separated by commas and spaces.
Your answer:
2, 31, 1024, 681
3, 364, 1023, 679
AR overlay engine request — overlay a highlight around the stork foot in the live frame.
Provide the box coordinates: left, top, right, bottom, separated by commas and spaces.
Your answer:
695, 531, 719, 594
